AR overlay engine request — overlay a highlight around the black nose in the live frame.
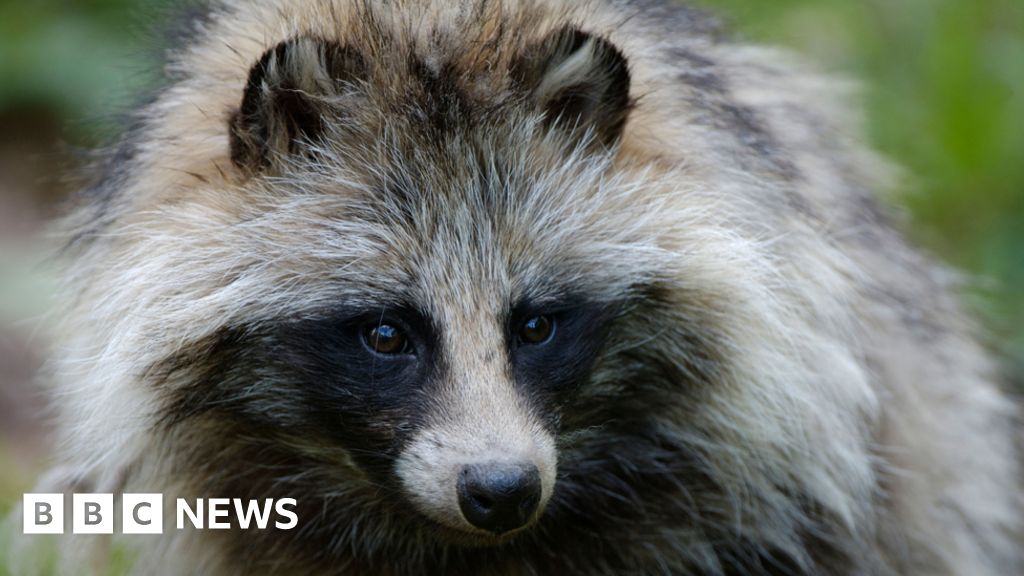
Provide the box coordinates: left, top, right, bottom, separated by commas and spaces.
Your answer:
457, 462, 542, 534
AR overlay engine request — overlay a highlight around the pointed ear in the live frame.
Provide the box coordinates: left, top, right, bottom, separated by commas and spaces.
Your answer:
512, 27, 631, 148
229, 36, 366, 171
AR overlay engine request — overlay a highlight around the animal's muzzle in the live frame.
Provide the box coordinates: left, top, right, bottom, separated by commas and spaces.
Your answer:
456, 461, 542, 534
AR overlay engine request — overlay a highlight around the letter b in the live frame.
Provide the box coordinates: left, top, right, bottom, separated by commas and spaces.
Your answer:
73, 494, 113, 534
23, 494, 64, 534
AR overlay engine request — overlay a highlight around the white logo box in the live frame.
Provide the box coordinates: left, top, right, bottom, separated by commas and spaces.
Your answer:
23, 493, 163, 535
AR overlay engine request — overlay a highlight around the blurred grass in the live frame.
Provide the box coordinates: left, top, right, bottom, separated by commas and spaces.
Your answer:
696, 0, 1024, 386
0, 0, 158, 143
0, 0, 1022, 571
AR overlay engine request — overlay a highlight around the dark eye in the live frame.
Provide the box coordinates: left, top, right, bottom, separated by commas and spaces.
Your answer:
519, 315, 554, 345
362, 323, 411, 355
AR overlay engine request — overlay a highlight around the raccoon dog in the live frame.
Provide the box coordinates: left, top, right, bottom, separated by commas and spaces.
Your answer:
20, 0, 1021, 574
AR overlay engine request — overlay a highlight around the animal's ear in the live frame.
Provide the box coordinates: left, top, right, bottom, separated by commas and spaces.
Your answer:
512, 27, 631, 148
229, 36, 366, 171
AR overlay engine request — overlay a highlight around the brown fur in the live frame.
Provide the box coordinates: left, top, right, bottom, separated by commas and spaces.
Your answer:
10, 1, 1021, 575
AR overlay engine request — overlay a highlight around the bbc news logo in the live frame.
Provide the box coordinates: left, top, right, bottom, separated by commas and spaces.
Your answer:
23, 494, 297, 534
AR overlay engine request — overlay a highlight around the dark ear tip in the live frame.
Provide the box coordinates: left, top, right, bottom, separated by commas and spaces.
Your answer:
228, 109, 264, 171
553, 26, 594, 54
228, 109, 245, 168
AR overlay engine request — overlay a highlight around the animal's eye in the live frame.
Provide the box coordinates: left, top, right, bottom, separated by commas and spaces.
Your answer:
363, 323, 411, 355
519, 315, 554, 345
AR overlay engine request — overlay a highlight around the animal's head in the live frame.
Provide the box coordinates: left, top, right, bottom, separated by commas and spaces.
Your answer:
74, 6, 872, 565
182, 25, 660, 542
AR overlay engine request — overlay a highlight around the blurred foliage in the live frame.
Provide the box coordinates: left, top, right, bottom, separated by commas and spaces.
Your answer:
0, 0, 159, 142
695, 0, 1024, 385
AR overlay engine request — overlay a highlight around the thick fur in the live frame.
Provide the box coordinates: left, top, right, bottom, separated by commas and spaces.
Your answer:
13, 0, 1021, 574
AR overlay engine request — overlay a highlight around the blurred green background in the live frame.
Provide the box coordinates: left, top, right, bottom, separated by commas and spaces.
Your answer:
0, 0, 1021, 570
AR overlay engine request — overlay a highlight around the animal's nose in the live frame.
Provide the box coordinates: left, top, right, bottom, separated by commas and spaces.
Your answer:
457, 462, 542, 534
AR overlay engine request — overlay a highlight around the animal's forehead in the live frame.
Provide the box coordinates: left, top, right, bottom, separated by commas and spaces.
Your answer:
360, 186, 582, 318
236, 132, 659, 321
275, 130, 596, 253
245, 172, 616, 318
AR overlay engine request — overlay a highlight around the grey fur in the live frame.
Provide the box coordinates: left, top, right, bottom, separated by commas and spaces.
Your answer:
10, 1, 1021, 575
